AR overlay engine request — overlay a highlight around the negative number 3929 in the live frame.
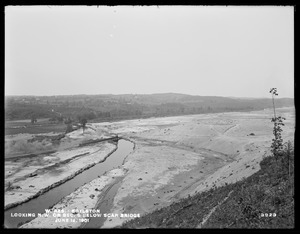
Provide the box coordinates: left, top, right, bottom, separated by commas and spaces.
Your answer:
260, 213, 276, 217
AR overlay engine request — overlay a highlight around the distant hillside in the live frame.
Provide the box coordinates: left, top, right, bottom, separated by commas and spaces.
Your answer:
5, 93, 294, 121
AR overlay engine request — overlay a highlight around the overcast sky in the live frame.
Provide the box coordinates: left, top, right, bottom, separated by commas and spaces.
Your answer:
5, 6, 294, 98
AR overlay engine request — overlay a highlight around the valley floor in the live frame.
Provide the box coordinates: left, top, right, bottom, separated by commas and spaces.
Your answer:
100, 107, 295, 228
5, 107, 295, 228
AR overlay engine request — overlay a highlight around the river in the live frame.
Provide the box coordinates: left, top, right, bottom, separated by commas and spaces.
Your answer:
4, 139, 134, 228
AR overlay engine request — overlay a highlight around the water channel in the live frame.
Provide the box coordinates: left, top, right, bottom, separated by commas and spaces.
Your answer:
4, 139, 134, 228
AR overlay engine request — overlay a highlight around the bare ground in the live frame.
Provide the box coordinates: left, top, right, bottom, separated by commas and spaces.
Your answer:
101, 107, 295, 227
5, 126, 117, 210
11, 107, 294, 228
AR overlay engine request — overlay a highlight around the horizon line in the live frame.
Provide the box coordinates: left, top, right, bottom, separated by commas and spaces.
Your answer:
4, 92, 294, 99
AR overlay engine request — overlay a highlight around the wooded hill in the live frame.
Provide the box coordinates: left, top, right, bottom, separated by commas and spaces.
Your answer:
5, 93, 294, 121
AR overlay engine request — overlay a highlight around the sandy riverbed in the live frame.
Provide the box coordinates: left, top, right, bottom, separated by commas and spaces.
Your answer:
20, 168, 127, 229
4, 127, 117, 210
101, 107, 295, 227
13, 107, 294, 228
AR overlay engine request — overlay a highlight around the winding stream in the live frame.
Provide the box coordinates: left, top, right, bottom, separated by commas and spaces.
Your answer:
4, 139, 134, 228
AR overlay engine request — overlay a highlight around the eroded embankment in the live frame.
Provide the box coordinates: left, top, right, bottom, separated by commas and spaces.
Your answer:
5, 139, 134, 228
5, 142, 117, 211
20, 169, 127, 229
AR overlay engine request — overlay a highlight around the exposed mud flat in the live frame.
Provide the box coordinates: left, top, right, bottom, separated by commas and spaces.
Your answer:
7, 107, 295, 228
5, 126, 118, 210
5, 142, 117, 210
20, 168, 126, 228
101, 139, 229, 228
100, 107, 295, 227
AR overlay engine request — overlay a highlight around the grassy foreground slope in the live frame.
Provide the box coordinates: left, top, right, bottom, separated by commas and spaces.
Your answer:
121, 145, 294, 229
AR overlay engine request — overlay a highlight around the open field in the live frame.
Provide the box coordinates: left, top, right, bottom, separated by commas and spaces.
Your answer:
5, 107, 294, 228
5, 118, 66, 136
